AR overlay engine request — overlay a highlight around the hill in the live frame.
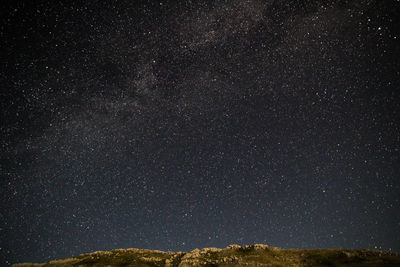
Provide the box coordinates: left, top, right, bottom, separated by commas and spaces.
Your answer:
13, 244, 400, 266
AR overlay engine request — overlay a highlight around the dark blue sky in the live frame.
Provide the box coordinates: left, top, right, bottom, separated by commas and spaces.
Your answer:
1, 0, 399, 265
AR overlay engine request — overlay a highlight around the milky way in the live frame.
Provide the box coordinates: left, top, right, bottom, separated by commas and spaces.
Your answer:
1, 0, 399, 265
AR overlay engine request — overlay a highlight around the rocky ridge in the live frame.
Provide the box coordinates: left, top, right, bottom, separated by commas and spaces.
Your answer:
14, 244, 400, 266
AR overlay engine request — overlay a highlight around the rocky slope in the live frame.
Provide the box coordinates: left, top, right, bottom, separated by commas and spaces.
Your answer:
14, 244, 400, 266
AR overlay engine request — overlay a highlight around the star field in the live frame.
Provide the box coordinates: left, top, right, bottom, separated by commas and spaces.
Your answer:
1, 0, 399, 265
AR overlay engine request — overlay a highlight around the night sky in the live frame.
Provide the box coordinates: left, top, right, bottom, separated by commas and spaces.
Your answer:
1, 0, 399, 265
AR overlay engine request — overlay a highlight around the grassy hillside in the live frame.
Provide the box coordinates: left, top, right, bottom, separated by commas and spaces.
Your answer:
13, 244, 400, 266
